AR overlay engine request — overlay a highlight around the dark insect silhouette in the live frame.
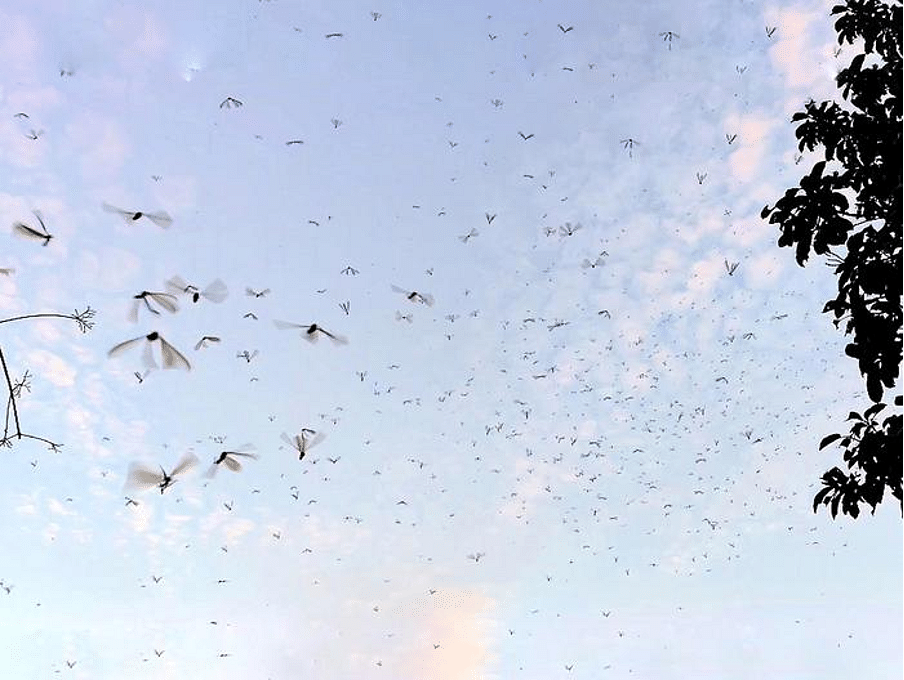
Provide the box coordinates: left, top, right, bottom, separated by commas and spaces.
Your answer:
236, 349, 259, 362
485, 212, 497, 224
459, 228, 479, 242
102, 202, 173, 228
245, 287, 271, 298
341, 266, 359, 276
370, 11, 381, 21
518, 131, 534, 140
726, 133, 738, 144
125, 452, 198, 494
281, 429, 325, 460
391, 285, 434, 306
558, 24, 574, 33
195, 336, 221, 350
659, 31, 680, 49
325, 32, 344, 39
620, 138, 638, 157
129, 290, 179, 322
285, 140, 304, 146
724, 259, 740, 276
166, 276, 228, 304
204, 445, 258, 478
696, 172, 708, 185
219, 97, 243, 108
12, 211, 52, 246
766, 26, 777, 38
273, 320, 348, 345
108, 332, 191, 371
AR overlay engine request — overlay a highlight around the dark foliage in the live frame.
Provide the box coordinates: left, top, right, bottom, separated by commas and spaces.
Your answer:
762, 0, 902, 518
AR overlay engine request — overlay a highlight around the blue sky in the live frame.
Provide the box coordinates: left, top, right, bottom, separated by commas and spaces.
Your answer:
0, 0, 901, 678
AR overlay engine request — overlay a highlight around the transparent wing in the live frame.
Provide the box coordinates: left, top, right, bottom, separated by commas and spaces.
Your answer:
223, 457, 243, 472
170, 452, 198, 477
391, 284, 410, 296
158, 336, 191, 371
273, 319, 305, 330
165, 275, 190, 296
149, 292, 179, 314
12, 222, 46, 242
126, 462, 163, 490
142, 339, 159, 370
127, 299, 140, 323
203, 464, 219, 479
303, 431, 326, 451
102, 202, 135, 221
201, 279, 228, 303
108, 335, 145, 359
280, 432, 302, 452
418, 292, 435, 307
144, 211, 173, 228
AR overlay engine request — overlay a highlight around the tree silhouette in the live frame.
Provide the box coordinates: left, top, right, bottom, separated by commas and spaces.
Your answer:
1, 307, 95, 451
761, 0, 901, 518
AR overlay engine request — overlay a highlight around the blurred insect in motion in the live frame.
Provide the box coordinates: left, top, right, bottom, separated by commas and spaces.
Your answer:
204, 445, 258, 478
391, 285, 434, 306
0, 268, 15, 275
395, 310, 414, 323
696, 172, 708, 185
273, 320, 348, 345
620, 138, 638, 157
219, 97, 243, 109
582, 255, 605, 269
558, 23, 574, 33
108, 332, 191, 371
102, 202, 173, 228
724, 259, 740, 276
195, 335, 221, 350
125, 452, 198, 494
341, 266, 359, 276
166, 276, 228, 304
245, 287, 271, 298
12, 211, 52, 246
236, 349, 259, 362
766, 25, 777, 38
339, 301, 350, 315
659, 31, 680, 49
130, 290, 179, 322
133, 370, 150, 384
459, 227, 479, 243
559, 222, 582, 237
281, 429, 325, 460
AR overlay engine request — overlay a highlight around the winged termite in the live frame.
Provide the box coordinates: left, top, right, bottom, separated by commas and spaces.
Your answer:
166, 276, 228, 304
108, 332, 191, 371
195, 336, 221, 350
391, 285, 434, 306
102, 202, 173, 228
12, 211, 52, 246
125, 452, 198, 494
129, 290, 179, 322
245, 287, 271, 298
273, 320, 347, 345
204, 445, 258, 478
281, 429, 324, 460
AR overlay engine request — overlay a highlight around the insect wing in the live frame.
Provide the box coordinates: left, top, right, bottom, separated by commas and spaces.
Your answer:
302, 430, 325, 452
417, 292, 435, 307
108, 335, 145, 359
144, 211, 173, 228
126, 462, 164, 490
157, 336, 191, 371
12, 222, 46, 242
202, 278, 228, 303
280, 432, 302, 452
102, 202, 135, 222
223, 456, 243, 472
170, 452, 199, 477
391, 284, 410, 297
149, 292, 179, 314
273, 319, 306, 331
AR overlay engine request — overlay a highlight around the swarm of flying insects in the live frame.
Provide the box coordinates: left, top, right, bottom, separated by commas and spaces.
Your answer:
204, 445, 258, 478
165, 276, 228, 304
281, 430, 324, 461
125, 452, 198, 494
273, 320, 348, 345
12, 211, 52, 246
108, 332, 191, 371
129, 290, 179, 322
102, 202, 173, 228
391, 285, 434, 306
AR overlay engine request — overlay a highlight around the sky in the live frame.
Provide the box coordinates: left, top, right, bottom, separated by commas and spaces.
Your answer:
0, 0, 901, 678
